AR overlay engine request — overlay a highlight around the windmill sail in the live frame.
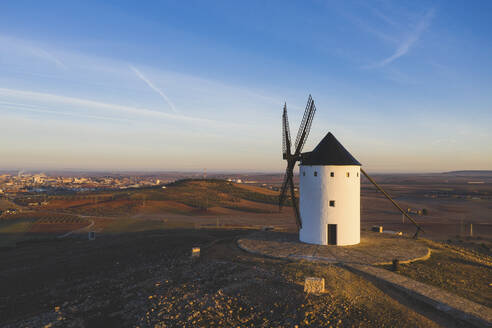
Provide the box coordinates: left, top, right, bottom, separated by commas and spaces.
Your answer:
294, 95, 316, 156
279, 95, 316, 230
282, 103, 291, 159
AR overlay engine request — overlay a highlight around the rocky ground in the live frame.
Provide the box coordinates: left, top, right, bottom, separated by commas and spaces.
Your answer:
382, 239, 492, 308
0, 229, 466, 327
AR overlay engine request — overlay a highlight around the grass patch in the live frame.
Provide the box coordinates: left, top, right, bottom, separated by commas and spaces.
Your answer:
103, 218, 195, 234
0, 218, 35, 248
223, 205, 273, 213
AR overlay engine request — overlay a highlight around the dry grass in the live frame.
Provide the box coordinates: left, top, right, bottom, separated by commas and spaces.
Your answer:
382, 240, 492, 307
236, 184, 279, 195
39, 179, 283, 218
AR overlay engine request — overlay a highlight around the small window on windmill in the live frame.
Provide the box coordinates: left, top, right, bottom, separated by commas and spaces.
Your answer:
346, 172, 350, 178
329, 200, 335, 207
314, 171, 318, 177
330, 172, 334, 177
357, 172, 359, 177
303, 171, 305, 176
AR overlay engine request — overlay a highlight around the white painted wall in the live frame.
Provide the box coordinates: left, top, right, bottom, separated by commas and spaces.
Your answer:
299, 165, 360, 246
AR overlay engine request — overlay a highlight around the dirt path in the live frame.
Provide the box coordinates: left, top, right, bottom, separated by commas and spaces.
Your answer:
57, 219, 95, 238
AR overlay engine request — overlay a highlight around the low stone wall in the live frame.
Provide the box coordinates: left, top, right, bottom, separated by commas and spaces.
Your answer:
237, 231, 430, 265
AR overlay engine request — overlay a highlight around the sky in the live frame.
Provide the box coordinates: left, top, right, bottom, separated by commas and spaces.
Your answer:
1, 0, 491, 173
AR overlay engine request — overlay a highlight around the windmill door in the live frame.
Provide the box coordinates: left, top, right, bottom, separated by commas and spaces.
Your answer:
327, 224, 337, 245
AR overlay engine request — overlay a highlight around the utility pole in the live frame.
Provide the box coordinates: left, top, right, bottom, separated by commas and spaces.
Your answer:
204, 169, 208, 212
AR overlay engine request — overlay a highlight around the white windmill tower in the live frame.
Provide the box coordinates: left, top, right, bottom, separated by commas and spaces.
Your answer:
279, 95, 424, 246
299, 132, 361, 245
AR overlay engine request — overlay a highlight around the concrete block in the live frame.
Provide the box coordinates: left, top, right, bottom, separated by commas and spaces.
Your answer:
191, 247, 200, 258
304, 277, 325, 293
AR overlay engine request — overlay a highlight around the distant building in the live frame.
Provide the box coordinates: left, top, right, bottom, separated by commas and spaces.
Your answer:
5, 208, 17, 215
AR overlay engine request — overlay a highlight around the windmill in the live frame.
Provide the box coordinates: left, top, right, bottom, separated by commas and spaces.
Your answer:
279, 95, 424, 242
279, 95, 316, 230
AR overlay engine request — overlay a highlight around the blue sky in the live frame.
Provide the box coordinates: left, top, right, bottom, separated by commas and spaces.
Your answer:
1, 1, 491, 172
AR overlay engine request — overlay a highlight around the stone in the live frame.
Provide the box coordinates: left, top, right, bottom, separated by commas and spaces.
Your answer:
392, 259, 400, 271
304, 277, 325, 293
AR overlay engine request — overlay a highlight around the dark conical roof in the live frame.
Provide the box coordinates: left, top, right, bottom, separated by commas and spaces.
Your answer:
301, 132, 361, 166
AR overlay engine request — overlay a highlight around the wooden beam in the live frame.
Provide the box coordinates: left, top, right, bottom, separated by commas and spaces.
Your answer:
361, 168, 424, 237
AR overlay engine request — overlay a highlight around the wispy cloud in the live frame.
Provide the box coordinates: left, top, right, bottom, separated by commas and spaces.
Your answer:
0, 35, 67, 69
26, 46, 67, 70
0, 88, 240, 128
130, 66, 178, 113
367, 8, 435, 68
0, 100, 129, 123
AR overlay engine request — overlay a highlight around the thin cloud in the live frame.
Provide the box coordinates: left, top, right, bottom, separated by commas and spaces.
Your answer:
0, 100, 129, 123
27, 47, 67, 70
130, 66, 178, 113
0, 35, 67, 69
367, 8, 435, 68
0, 87, 240, 128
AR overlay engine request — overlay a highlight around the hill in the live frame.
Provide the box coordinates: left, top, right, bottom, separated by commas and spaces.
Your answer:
41, 179, 289, 217
443, 170, 492, 177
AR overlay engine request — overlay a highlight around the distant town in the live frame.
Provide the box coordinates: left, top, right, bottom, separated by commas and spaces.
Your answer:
0, 172, 166, 194
0, 171, 284, 197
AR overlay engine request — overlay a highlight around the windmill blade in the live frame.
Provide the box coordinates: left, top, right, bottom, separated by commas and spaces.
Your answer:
282, 103, 292, 159
278, 168, 291, 210
361, 168, 424, 238
288, 175, 302, 229
293, 95, 316, 157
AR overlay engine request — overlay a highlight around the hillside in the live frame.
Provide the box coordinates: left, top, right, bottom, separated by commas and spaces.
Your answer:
41, 179, 289, 217
443, 170, 492, 177
0, 198, 20, 211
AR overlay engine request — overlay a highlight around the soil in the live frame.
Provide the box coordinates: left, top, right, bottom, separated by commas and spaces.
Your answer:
1, 228, 447, 328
